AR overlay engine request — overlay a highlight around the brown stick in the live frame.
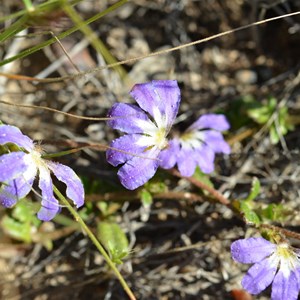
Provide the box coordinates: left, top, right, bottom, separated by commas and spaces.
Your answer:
168, 169, 230, 206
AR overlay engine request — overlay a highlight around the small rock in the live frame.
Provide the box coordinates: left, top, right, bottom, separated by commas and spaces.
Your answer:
235, 69, 257, 84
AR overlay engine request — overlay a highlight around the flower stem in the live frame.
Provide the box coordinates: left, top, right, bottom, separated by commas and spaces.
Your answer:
53, 186, 136, 300
169, 169, 300, 242
42, 147, 87, 159
260, 223, 300, 241
169, 169, 230, 206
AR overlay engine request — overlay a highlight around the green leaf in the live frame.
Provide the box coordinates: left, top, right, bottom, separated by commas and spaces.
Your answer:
261, 203, 287, 222
245, 177, 260, 202
140, 189, 153, 206
192, 167, 214, 196
1, 199, 41, 243
246, 96, 293, 145
247, 105, 272, 124
269, 125, 280, 144
269, 106, 294, 145
239, 201, 261, 225
193, 167, 213, 188
247, 97, 277, 125
2, 216, 32, 243
12, 200, 35, 222
145, 181, 167, 194
97, 221, 129, 264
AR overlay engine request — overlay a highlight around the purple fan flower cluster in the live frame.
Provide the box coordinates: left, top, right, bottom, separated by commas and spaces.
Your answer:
231, 237, 300, 300
0, 125, 84, 221
160, 113, 230, 177
107, 80, 230, 190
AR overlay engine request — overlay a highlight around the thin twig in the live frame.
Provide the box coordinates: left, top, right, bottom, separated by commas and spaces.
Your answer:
168, 169, 230, 206
260, 224, 300, 241
87, 191, 203, 203
0, 11, 299, 83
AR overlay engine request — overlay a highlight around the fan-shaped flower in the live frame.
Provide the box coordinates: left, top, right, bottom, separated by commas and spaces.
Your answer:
231, 237, 300, 300
159, 114, 230, 176
106, 80, 180, 190
0, 125, 84, 221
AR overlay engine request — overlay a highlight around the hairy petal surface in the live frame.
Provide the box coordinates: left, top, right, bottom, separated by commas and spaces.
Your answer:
130, 80, 180, 126
231, 238, 277, 264
189, 114, 230, 131
177, 147, 197, 177
117, 148, 160, 190
203, 130, 231, 154
271, 267, 300, 300
0, 164, 36, 207
173, 113, 230, 176
194, 146, 215, 174
107, 103, 150, 134
0, 152, 30, 182
159, 139, 180, 169
107, 134, 147, 167
0, 125, 34, 151
37, 165, 60, 221
242, 255, 279, 294
47, 161, 84, 208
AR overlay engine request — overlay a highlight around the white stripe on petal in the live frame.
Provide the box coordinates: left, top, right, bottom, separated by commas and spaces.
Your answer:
135, 135, 157, 147
152, 105, 164, 129
134, 119, 158, 136
276, 243, 300, 278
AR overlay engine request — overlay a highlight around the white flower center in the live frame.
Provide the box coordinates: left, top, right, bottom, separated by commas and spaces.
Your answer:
179, 130, 205, 150
135, 109, 169, 150
24, 146, 47, 169
31, 149, 42, 164
275, 243, 300, 277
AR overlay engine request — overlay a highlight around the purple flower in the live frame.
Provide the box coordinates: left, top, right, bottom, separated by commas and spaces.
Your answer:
106, 80, 180, 190
160, 114, 230, 176
231, 237, 300, 300
0, 125, 84, 221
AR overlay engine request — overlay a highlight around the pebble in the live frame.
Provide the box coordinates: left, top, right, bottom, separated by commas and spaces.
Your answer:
235, 69, 257, 85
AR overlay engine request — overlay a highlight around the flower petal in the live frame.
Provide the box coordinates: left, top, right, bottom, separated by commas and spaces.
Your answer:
231, 238, 277, 264
130, 80, 180, 127
117, 148, 160, 190
0, 164, 36, 207
37, 166, 60, 221
0, 125, 34, 151
107, 134, 147, 167
203, 130, 231, 154
177, 147, 197, 177
189, 114, 230, 131
107, 103, 150, 134
271, 267, 300, 300
194, 146, 215, 174
0, 152, 30, 182
242, 255, 279, 294
159, 139, 180, 169
47, 161, 84, 208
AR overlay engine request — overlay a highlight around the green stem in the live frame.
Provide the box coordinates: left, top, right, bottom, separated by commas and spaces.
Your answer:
0, 0, 128, 67
0, 14, 28, 43
260, 224, 300, 241
169, 169, 230, 206
53, 186, 136, 300
63, 1, 127, 79
42, 148, 84, 159
22, 0, 34, 12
